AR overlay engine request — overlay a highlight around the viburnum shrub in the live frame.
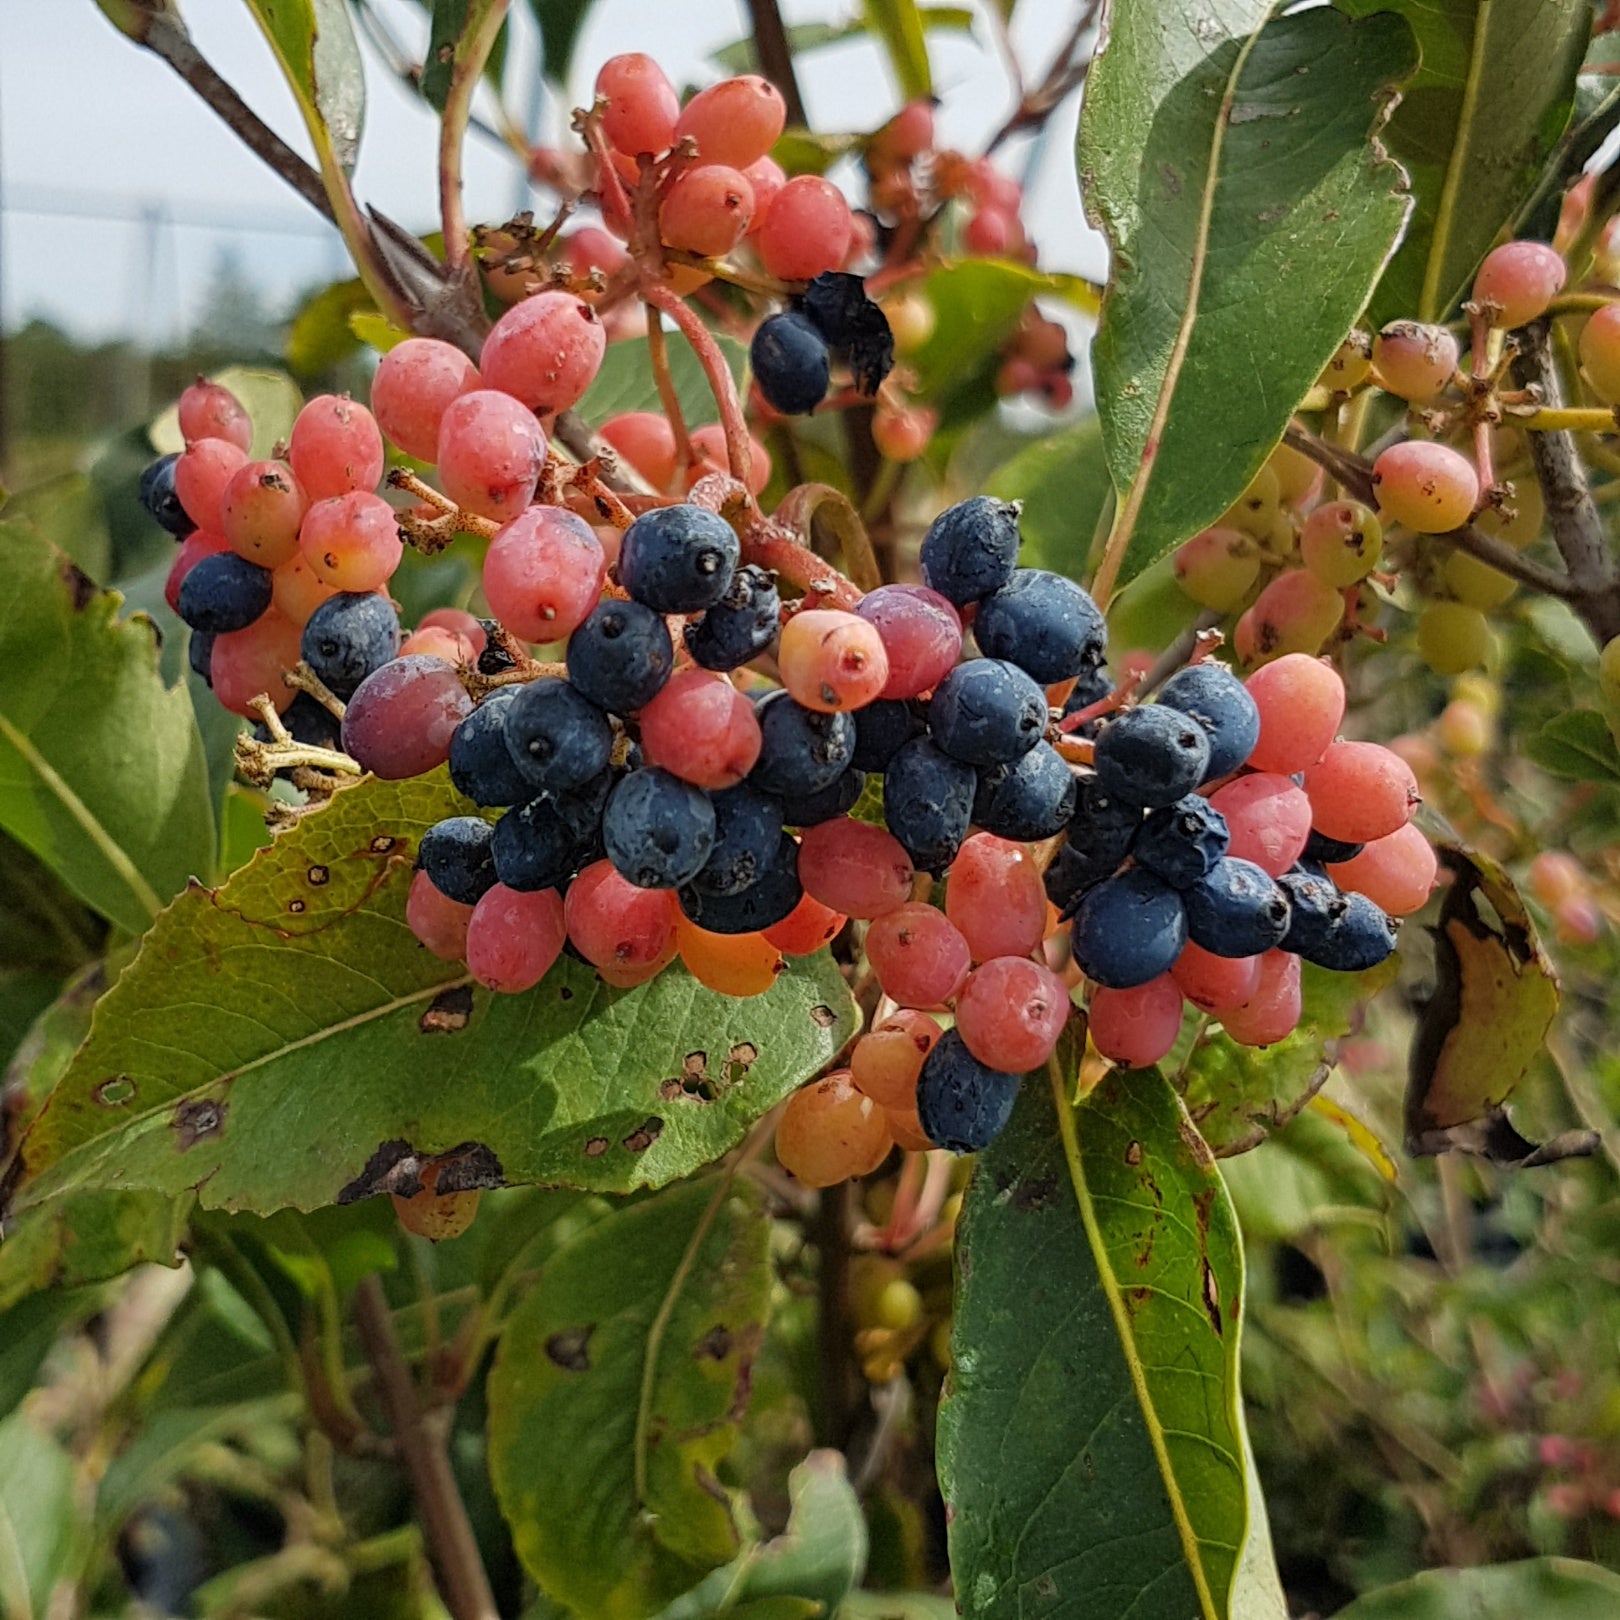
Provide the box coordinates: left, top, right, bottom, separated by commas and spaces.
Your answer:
10, 4, 1620, 1617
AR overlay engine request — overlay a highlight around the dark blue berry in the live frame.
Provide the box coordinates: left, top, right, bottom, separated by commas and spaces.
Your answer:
1133, 796, 1230, 890
419, 816, 498, 905
751, 692, 855, 796
1156, 663, 1260, 783
188, 630, 214, 687
1051, 773, 1143, 907
279, 691, 342, 751
685, 565, 781, 671
692, 786, 785, 895
798, 272, 894, 394
1302, 828, 1364, 865
491, 785, 604, 893
449, 688, 530, 807
1062, 662, 1115, 719
973, 743, 1077, 841
503, 677, 614, 793
916, 1029, 1021, 1153
1277, 864, 1346, 958
176, 552, 272, 634
750, 311, 831, 415
603, 767, 717, 890
775, 768, 866, 828
974, 569, 1107, 684
301, 591, 400, 699
1093, 706, 1211, 808
140, 453, 193, 537
1071, 867, 1188, 989
919, 496, 1021, 606
566, 599, 673, 715
928, 659, 1047, 766
1183, 858, 1291, 957
679, 836, 802, 933
1298, 890, 1397, 972
882, 737, 976, 872
619, 505, 739, 614
852, 698, 925, 772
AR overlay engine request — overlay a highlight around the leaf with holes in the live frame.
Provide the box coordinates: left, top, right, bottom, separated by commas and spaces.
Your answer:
1341, 0, 1587, 326
937, 1049, 1267, 1619
1079, 5, 1416, 592
0, 518, 214, 936
244, 0, 366, 174
489, 1175, 772, 1619
0, 773, 855, 1223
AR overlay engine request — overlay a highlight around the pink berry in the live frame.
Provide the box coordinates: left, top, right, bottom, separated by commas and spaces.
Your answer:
341, 655, 472, 779
481, 291, 607, 415
1171, 943, 1262, 1014
1245, 655, 1346, 773
659, 165, 755, 257
565, 859, 677, 974
865, 902, 972, 1007
1580, 304, 1620, 403
1372, 440, 1479, 534
674, 75, 786, 171
777, 609, 890, 712
466, 884, 565, 993
1371, 321, 1459, 403
596, 53, 680, 156
220, 459, 307, 569
638, 670, 762, 789
600, 411, 678, 489
481, 506, 605, 642
407, 868, 473, 961
1209, 773, 1313, 877
175, 438, 248, 533
796, 818, 914, 918
1472, 240, 1566, 330
854, 584, 961, 699
1218, 950, 1301, 1048
178, 378, 252, 452
1088, 976, 1184, 1067
757, 176, 854, 281
289, 394, 385, 501
1327, 822, 1437, 916
211, 609, 302, 718
298, 491, 403, 592
955, 957, 1070, 1072
944, 834, 1047, 962
436, 390, 547, 521
1303, 740, 1420, 843
372, 338, 481, 461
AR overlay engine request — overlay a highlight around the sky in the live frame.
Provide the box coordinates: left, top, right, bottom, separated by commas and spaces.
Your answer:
0, 0, 1106, 346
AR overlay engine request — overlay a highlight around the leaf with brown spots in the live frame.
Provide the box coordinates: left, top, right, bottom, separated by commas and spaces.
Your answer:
488, 1175, 772, 1619
938, 1044, 1282, 1619
1, 774, 856, 1221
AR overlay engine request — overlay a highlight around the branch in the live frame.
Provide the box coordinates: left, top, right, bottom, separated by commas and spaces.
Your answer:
354, 1278, 497, 1620
984, 0, 1101, 153
438, 1, 511, 271
1282, 423, 1580, 600
1516, 319, 1620, 641
744, 0, 808, 126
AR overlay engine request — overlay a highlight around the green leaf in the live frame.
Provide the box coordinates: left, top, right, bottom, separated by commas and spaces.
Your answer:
773, 130, 863, 177
1181, 956, 1401, 1156
580, 331, 748, 426
0, 1414, 82, 1616
1340, 0, 1588, 325
1524, 709, 1620, 784
0, 519, 214, 935
1407, 844, 1559, 1147
839, 1597, 957, 1620
1080, 6, 1417, 589
420, 0, 507, 112
1334, 1557, 1620, 1619
149, 366, 304, 460
862, 0, 933, 98
655, 1449, 868, 1620
937, 1055, 1261, 1619
984, 415, 1110, 577
909, 260, 1074, 401
1, 774, 856, 1221
285, 277, 371, 376
489, 1175, 773, 1619
0, 1289, 96, 1421
712, 9, 973, 75
526, 0, 592, 83
244, 0, 366, 174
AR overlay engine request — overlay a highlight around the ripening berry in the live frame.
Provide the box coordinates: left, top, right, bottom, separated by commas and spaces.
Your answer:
870, 100, 935, 165
1436, 697, 1491, 757
270, 552, 340, 627
1173, 527, 1260, 612
436, 390, 547, 521
1088, 977, 1184, 1068
955, 957, 1070, 1072
945, 834, 1047, 962
686, 422, 772, 495
1244, 654, 1346, 773
1300, 500, 1383, 587
1317, 330, 1372, 393
482, 506, 605, 642
1244, 569, 1345, 662
1528, 850, 1585, 908
211, 609, 302, 718
675, 75, 786, 170
175, 438, 248, 533
1267, 442, 1325, 509
796, 817, 913, 918
219, 459, 307, 569
371, 338, 481, 461
659, 165, 755, 256
1171, 942, 1262, 1014
596, 53, 680, 155
1304, 741, 1420, 844
742, 155, 786, 232
776, 1072, 892, 1188
850, 1009, 942, 1109
467, 884, 565, 993
1328, 822, 1437, 917
600, 411, 678, 490
407, 867, 473, 960
762, 890, 846, 956
1417, 600, 1491, 674
1443, 549, 1516, 609
1218, 950, 1301, 1048
178, 378, 253, 452
1210, 773, 1312, 877
882, 292, 936, 354
1472, 240, 1566, 329
1579, 304, 1620, 404
289, 395, 385, 501
565, 859, 678, 975
866, 903, 971, 1007
419, 607, 487, 658
757, 175, 854, 280
1371, 321, 1459, 403
855, 584, 961, 700
480, 291, 607, 414
299, 491, 403, 592
1555, 894, 1604, 946
342, 655, 473, 778
963, 206, 1021, 256
1220, 465, 1281, 538
778, 609, 890, 713
675, 915, 784, 997
1372, 440, 1479, 533
639, 670, 763, 789
872, 404, 936, 462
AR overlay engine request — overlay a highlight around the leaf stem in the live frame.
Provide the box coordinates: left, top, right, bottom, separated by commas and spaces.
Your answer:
1516, 405, 1620, 434
438, 1, 511, 271
354, 1276, 497, 1620
645, 303, 694, 479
